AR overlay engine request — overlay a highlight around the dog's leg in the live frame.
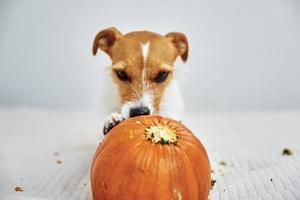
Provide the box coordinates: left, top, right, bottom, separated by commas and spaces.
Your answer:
103, 112, 126, 135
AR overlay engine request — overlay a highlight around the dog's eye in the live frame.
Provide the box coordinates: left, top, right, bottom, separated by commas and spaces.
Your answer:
115, 70, 131, 82
154, 71, 169, 83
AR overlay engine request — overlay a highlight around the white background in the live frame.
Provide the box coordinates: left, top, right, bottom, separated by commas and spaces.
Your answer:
1, 0, 300, 112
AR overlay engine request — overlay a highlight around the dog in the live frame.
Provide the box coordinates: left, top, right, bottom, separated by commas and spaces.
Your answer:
93, 27, 189, 135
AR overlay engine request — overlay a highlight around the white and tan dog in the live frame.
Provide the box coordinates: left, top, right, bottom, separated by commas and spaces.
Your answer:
93, 27, 188, 134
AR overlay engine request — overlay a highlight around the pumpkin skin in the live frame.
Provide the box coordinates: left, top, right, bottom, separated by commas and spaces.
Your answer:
91, 115, 211, 200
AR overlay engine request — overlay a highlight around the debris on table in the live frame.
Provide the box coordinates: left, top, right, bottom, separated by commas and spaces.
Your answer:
211, 179, 217, 190
56, 160, 62, 164
219, 161, 227, 166
14, 186, 23, 192
54, 152, 60, 156
282, 148, 293, 156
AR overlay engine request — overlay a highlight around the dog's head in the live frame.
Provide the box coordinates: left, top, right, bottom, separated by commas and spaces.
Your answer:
93, 27, 188, 118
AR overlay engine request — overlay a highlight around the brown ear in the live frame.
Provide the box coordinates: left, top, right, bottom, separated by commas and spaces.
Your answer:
165, 32, 189, 62
92, 27, 122, 56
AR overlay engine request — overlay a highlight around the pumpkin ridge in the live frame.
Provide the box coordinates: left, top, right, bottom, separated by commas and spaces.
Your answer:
153, 141, 170, 200
92, 136, 137, 180
163, 142, 172, 200
93, 128, 129, 161
149, 143, 161, 200
142, 140, 160, 196
176, 143, 200, 200
133, 140, 156, 199
94, 137, 145, 199
170, 146, 185, 197
178, 136, 210, 163
126, 140, 151, 199
114, 139, 149, 198
172, 143, 192, 199
179, 144, 202, 199
95, 123, 146, 163
168, 145, 177, 199
177, 139, 211, 199
110, 142, 145, 199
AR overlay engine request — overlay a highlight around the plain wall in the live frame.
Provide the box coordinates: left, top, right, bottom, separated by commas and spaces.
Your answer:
0, 0, 300, 111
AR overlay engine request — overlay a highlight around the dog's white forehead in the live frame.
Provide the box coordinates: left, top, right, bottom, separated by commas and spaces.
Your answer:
141, 42, 151, 89
142, 42, 150, 65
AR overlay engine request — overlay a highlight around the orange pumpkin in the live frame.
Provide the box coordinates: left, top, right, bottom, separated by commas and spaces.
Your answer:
91, 115, 211, 200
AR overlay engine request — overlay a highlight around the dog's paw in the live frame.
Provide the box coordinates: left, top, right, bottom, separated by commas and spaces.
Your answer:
103, 113, 125, 135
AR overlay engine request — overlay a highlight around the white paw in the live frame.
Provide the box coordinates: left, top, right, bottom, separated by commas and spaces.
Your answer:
103, 113, 125, 135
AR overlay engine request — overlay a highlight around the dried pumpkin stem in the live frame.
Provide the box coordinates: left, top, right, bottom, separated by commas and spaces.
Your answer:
145, 124, 177, 144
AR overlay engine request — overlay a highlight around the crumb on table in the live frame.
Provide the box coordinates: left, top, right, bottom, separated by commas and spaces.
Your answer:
211, 179, 216, 189
219, 161, 227, 166
54, 152, 60, 156
282, 148, 293, 156
56, 160, 62, 164
14, 186, 23, 192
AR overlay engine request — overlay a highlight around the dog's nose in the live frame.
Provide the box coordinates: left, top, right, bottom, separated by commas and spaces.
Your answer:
129, 107, 150, 117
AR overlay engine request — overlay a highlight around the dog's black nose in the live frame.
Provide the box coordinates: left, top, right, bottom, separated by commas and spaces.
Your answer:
129, 107, 150, 117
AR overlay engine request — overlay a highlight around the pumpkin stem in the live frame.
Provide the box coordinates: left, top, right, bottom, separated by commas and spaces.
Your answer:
145, 124, 177, 144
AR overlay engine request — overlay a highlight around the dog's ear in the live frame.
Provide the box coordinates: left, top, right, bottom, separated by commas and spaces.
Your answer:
165, 32, 189, 62
93, 27, 122, 56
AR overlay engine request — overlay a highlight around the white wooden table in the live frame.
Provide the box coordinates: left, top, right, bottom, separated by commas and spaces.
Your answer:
1, 107, 299, 200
